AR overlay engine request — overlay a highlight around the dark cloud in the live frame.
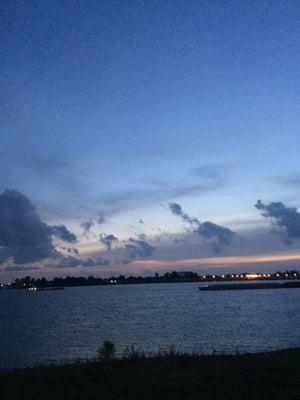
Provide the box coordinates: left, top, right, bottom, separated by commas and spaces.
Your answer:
0, 189, 58, 264
125, 238, 155, 258
168, 202, 199, 225
60, 247, 79, 255
168, 201, 235, 253
0, 189, 77, 265
168, 202, 183, 215
51, 225, 77, 243
195, 221, 235, 253
137, 233, 147, 241
67, 247, 79, 255
255, 200, 300, 244
100, 233, 118, 250
80, 219, 94, 237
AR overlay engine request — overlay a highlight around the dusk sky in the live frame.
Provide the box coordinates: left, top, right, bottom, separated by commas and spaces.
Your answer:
1, 0, 300, 280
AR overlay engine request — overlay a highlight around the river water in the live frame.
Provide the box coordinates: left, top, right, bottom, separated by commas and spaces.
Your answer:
1, 282, 300, 369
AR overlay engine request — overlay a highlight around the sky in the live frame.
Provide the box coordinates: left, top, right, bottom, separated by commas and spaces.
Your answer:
1, 0, 300, 280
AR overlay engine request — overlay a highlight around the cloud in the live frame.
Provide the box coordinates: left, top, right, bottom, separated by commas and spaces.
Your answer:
194, 221, 235, 253
95, 167, 227, 217
0, 189, 58, 264
53, 255, 110, 269
125, 238, 155, 258
121, 258, 131, 264
54, 256, 82, 269
51, 225, 77, 243
168, 202, 183, 216
168, 202, 199, 225
80, 219, 95, 237
0, 189, 77, 264
81, 256, 110, 267
60, 247, 80, 256
2, 265, 42, 272
97, 214, 106, 225
168, 201, 235, 253
67, 247, 79, 255
100, 233, 118, 250
255, 200, 300, 244
137, 233, 147, 241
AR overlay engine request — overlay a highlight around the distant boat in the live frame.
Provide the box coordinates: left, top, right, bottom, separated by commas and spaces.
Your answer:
27, 287, 65, 292
199, 281, 300, 291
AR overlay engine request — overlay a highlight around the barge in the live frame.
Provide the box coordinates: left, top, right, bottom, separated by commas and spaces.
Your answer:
199, 281, 300, 291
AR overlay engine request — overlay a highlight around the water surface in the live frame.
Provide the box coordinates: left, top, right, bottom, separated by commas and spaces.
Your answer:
1, 282, 300, 368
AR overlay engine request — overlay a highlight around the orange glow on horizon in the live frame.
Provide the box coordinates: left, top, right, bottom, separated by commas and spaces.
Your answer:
131, 251, 300, 269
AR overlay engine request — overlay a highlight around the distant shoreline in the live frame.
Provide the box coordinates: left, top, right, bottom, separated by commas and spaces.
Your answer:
3, 269, 300, 289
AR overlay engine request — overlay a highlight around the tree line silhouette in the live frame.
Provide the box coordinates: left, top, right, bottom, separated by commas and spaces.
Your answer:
6, 269, 300, 289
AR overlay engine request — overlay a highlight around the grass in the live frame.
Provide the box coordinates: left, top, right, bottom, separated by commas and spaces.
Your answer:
0, 348, 300, 400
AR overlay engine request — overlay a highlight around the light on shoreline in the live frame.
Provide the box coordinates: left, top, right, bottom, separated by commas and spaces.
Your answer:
245, 273, 260, 279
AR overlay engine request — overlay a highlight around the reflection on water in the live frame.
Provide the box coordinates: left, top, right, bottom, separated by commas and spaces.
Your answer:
1, 282, 300, 368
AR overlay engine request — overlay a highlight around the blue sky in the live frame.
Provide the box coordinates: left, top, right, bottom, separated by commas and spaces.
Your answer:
1, 0, 300, 279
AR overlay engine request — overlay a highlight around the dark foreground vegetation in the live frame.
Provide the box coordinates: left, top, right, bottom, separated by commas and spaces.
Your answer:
1, 347, 300, 400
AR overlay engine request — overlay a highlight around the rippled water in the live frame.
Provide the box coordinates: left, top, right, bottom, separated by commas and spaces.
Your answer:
1, 282, 300, 369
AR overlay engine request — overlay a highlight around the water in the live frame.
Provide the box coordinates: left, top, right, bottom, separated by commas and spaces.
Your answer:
1, 282, 300, 369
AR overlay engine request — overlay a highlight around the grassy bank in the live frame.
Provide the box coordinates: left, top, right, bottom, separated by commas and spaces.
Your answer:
0, 348, 299, 400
